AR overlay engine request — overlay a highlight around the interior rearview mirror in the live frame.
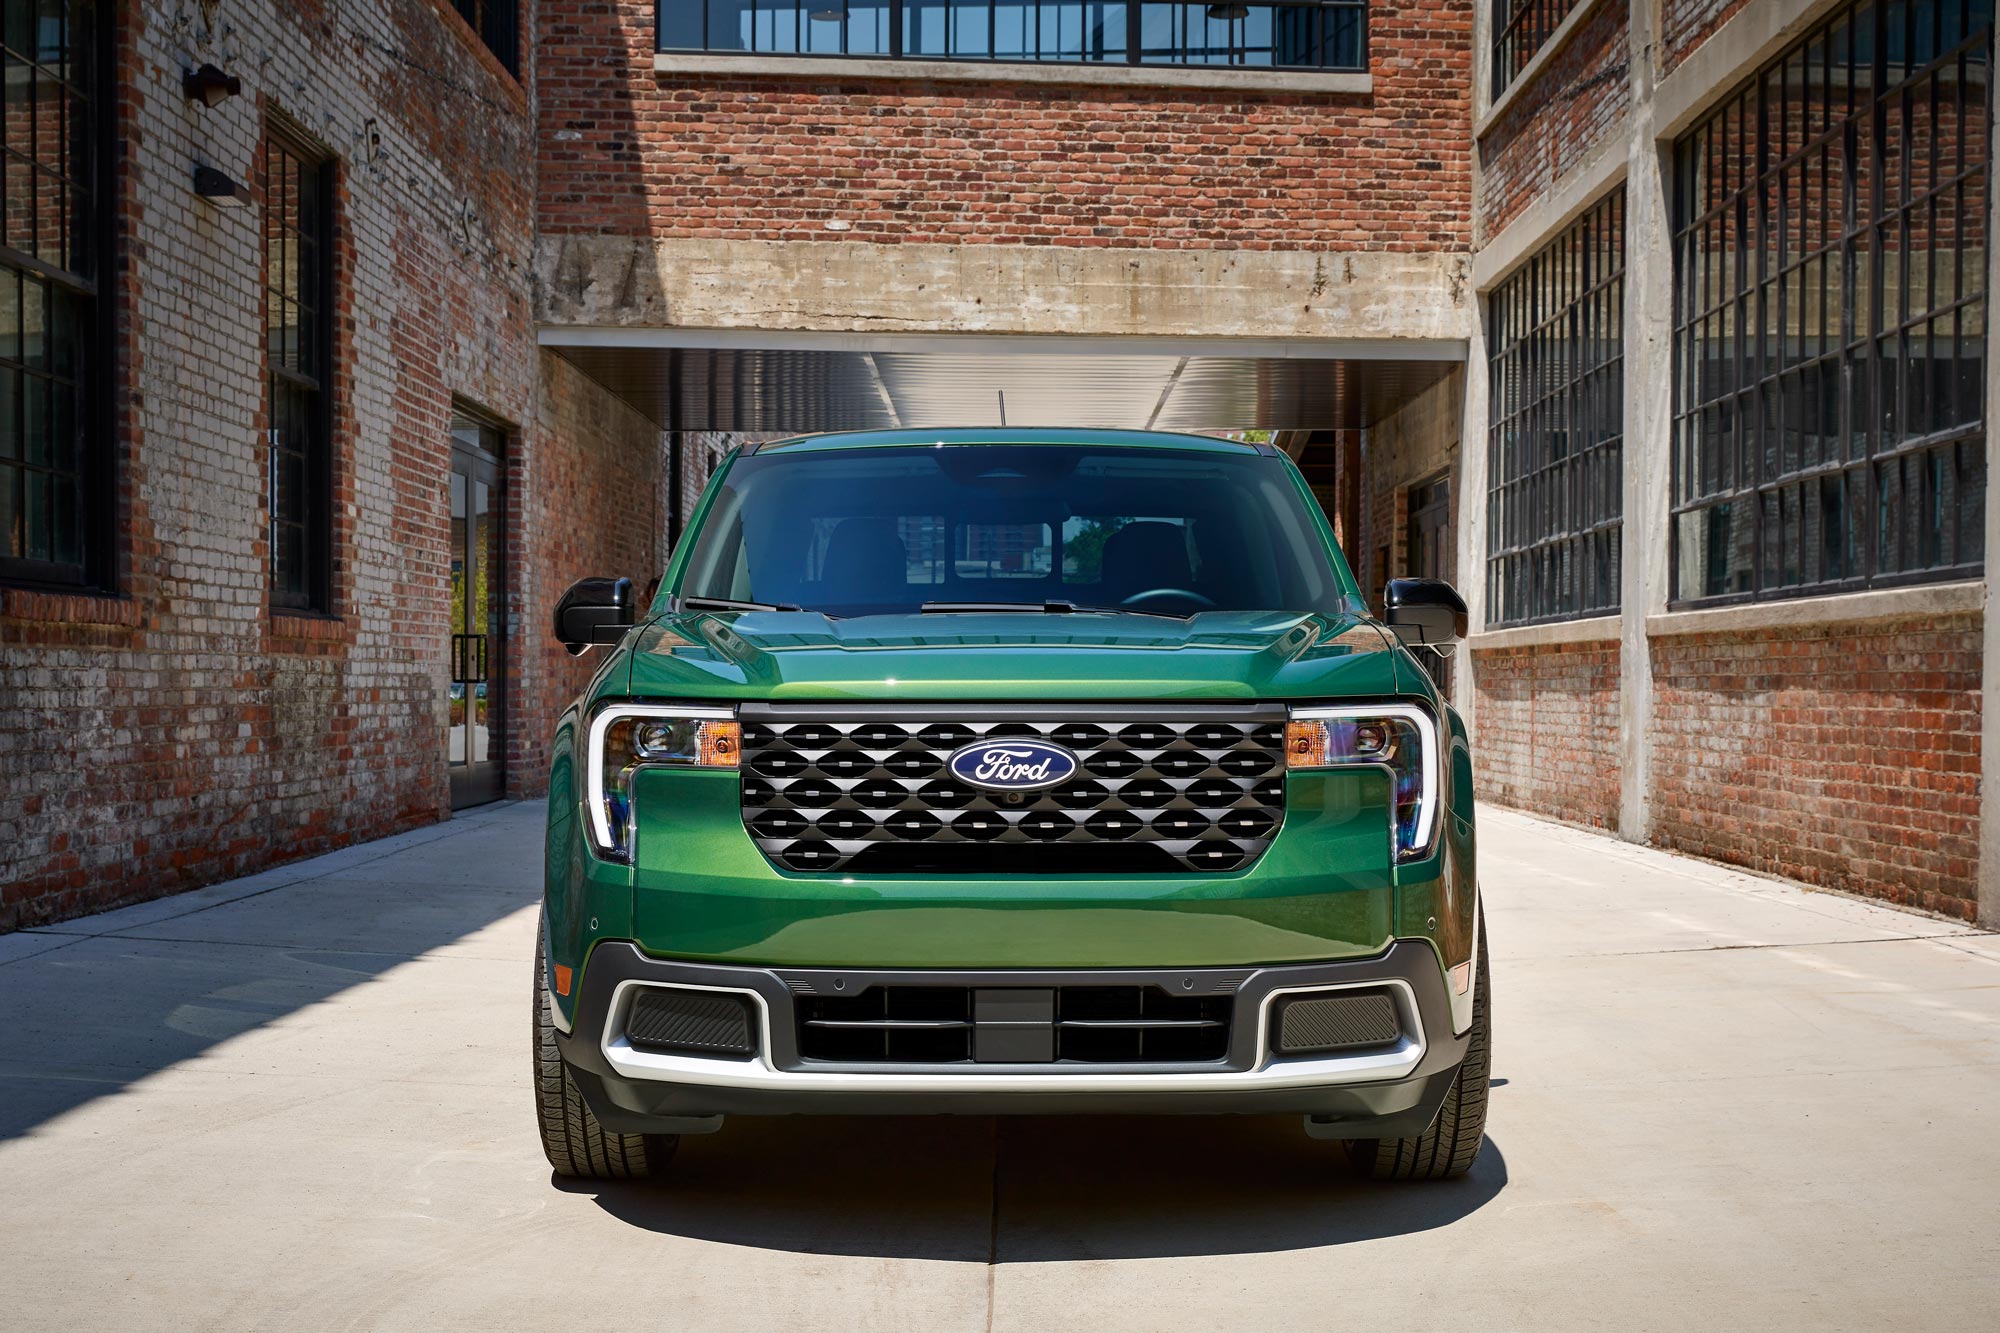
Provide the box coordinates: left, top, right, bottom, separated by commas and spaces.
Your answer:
554, 576, 635, 654
1383, 578, 1467, 647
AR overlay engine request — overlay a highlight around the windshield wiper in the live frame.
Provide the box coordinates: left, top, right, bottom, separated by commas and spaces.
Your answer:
919, 599, 1192, 621
677, 595, 805, 614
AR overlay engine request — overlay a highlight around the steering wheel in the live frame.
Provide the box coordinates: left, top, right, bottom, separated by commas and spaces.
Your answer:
1122, 588, 1217, 612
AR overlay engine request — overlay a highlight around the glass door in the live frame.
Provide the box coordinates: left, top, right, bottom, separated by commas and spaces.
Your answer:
1407, 474, 1452, 694
448, 416, 504, 808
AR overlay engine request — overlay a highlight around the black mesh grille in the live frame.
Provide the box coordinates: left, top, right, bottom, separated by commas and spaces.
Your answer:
625, 988, 757, 1057
741, 706, 1287, 874
796, 984, 1231, 1065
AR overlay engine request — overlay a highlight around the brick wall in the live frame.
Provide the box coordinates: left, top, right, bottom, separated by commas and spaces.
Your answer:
508, 353, 671, 794
539, 1, 1475, 251
1477, 0, 1629, 239
0, 3, 666, 931
1649, 615, 1984, 920
1470, 640, 1623, 830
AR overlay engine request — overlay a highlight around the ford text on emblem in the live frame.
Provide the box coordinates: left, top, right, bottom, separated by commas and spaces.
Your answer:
946, 739, 1080, 792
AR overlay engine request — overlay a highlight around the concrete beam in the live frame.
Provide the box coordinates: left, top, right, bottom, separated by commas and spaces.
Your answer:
1651, 0, 1856, 141
1469, 130, 1628, 293
653, 52, 1376, 97
1647, 581, 1983, 638
534, 236, 1475, 344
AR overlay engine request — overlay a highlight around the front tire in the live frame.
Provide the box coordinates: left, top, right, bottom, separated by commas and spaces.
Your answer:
533, 928, 677, 1180
1344, 914, 1491, 1182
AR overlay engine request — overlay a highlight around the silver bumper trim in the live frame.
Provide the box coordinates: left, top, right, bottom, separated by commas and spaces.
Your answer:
598, 975, 1426, 1094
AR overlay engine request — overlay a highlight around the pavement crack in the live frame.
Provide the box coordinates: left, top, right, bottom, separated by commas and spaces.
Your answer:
1542, 931, 1997, 960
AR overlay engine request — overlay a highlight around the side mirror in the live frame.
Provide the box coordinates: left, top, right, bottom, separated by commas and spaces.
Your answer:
554, 576, 635, 654
1383, 578, 1467, 647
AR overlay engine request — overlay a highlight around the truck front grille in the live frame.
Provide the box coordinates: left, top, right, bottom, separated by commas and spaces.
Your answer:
739, 704, 1287, 874
795, 984, 1232, 1065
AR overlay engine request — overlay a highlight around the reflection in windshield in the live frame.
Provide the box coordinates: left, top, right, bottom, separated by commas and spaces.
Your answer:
674, 445, 1359, 619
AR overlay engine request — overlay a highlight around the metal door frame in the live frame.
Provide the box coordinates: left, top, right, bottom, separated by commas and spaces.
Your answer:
449, 415, 505, 809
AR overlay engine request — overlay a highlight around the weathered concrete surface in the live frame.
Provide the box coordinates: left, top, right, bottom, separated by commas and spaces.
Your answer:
3, 802, 1997, 1330
535, 235, 1474, 342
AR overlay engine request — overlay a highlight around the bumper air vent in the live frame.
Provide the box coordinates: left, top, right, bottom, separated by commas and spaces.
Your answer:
624, 988, 758, 1058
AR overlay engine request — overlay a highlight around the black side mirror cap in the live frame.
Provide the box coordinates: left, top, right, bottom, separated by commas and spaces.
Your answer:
554, 576, 635, 654
1383, 578, 1468, 647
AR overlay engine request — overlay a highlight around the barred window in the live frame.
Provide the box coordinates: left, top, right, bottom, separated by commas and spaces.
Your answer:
1492, 0, 1579, 98
1670, 0, 1990, 606
0, 0, 103, 588
1485, 188, 1626, 628
657, 0, 1368, 70
264, 130, 334, 614
451, 1, 519, 75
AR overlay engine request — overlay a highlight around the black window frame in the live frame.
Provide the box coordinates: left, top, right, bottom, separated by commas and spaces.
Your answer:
1485, 186, 1627, 629
451, 0, 520, 76
656, 0, 1370, 71
263, 124, 336, 617
1669, 0, 1991, 608
0, 0, 113, 592
1491, 0, 1580, 99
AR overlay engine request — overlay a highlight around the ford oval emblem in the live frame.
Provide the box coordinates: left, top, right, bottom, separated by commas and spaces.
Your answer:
946, 738, 1079, 792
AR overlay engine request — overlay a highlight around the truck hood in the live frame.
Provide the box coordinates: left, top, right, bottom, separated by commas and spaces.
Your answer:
618, 609, 1404, 702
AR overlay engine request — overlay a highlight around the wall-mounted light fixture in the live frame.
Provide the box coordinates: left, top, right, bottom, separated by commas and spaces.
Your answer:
182, 64, 242, 108
193, 164, 252, 208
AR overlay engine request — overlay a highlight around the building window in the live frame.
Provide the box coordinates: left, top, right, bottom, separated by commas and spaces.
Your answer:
1491, 0, 1578, 98
451, 0, 519, 74
657, 0, 1368, 70
1485, 187, 1626, 628
1671, 0, 1990, 606
263, 130, 334, 615
0, 0, 104, 589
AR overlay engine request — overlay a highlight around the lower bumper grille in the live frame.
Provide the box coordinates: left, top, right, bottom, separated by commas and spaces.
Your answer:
796, 984, 1232, 1065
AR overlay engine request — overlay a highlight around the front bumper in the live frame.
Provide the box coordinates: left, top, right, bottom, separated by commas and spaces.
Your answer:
556, 940, 1470, 1137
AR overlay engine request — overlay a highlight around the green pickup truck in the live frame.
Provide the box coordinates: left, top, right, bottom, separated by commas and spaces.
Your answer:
535, 428, 1488, 1183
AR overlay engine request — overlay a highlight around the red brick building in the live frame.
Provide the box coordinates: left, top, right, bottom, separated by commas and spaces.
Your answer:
1461, 0, 1992, 923
0, 1, 668, 927
2, 0, 1994, 930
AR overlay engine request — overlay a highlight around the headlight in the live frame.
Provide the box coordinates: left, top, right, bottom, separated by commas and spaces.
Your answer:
585, 705, 739, 860
1285, 704, 1439, 861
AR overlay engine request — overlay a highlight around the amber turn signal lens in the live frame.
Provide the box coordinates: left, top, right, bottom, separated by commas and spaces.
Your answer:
699, 720, 741, 768
1285, 719, 1328, 768
553, 964, 573, 997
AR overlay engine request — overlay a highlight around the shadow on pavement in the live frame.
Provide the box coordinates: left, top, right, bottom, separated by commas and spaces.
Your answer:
0, 809, 538, 1143
566, 1114, 1507, 1259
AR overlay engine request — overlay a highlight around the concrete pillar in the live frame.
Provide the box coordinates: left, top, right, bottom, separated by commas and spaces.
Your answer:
1980, 73, 2000, 928
1456, 0, 1492, 738
1618, 0, 1673, 844
1454, 314, 1490, 734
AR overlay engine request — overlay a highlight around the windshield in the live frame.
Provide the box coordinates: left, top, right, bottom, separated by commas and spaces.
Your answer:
671, 444, 1359, 619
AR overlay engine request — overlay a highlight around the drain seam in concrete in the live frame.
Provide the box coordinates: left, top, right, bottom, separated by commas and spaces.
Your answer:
985, 1116, 1001, 1333
5, 931, 532, 960
0, 812, 519, 964
1483, 813, 1978, 933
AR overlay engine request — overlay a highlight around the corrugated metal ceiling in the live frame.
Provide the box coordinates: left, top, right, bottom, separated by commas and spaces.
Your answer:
545, 337, 1459, 433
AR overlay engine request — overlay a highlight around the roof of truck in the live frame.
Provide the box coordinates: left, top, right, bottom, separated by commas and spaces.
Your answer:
747, 428, 1274, 456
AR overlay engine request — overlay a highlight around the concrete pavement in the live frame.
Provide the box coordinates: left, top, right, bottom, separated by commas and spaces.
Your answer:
2, 802, 1997, 1330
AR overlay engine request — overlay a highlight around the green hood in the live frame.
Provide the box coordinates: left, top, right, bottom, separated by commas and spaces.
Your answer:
614, 609, 1408, 703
